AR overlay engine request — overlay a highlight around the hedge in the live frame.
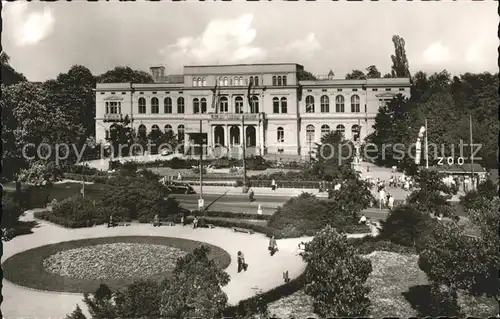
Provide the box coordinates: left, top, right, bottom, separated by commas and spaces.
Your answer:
222, 273, 307, 317
192, 210, 271, 220
34, 210, 108, 228
348, 236, 417, 255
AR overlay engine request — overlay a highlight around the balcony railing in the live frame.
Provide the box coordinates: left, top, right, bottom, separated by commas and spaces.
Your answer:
209, 113, 263, 121
103, 114, 123, 122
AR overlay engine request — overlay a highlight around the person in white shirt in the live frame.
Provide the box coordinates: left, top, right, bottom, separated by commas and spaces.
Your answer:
379, 189, 386, 209
388, 194, 394, 210
359, 214, 367, 224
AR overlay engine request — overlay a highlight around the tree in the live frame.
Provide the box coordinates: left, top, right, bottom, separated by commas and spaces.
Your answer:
328, 177, 374, 213
17, 161, 64, 186
297, 69, 317, 81
97, 66, 154, 83
418, 198, 500, 316
106, 116, 136, 157
345, 69, 366, 80
113, 279, 165, 319
302, 226, 372, 317
460, 179, 498, 210
1, 193, 24, 229
312, 130, 357, 180
65, 305, 87, 319
366, 65, 381, 78
160, 245, 230, 318
1, 51, 28, 86
390, 35, 411, 78
406, 169, 455, 217
83, 284, 118, 319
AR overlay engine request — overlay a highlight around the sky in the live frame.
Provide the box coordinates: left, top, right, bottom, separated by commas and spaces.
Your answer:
3, 1, 498, 82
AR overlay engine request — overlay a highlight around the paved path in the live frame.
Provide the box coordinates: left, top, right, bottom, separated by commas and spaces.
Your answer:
1, 210, 371, 319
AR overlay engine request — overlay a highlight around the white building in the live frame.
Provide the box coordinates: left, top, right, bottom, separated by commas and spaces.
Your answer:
95, 63, 411, 158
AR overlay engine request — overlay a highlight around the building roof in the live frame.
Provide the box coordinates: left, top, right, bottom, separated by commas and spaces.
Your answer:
422, 163, 485, 174
183, 62, 302, 68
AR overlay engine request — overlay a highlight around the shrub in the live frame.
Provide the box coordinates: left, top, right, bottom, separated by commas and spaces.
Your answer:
51, 195, 105, 222
379, 204, 437, 248
34, 210, 106, 228
1, 193, 24, 229
302, 226, 372, 317
191, 210, 271, 221
348, 236, 417, 255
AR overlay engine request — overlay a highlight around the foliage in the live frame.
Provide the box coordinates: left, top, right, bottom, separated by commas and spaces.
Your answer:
65, 305, 87, 319
328, 177, 374, 212
160, 245, 230, 318
366, 65, 381, 78
1, 193, 24, 229
459, 179, 498, 210
390, 35, 411, 78
312, 130, 358, 180
406, 169, 455, 216
302, 226, 372, 317
379, 204, 437, 248
1, 52, 28, 86
418, 197, 500, 316
348, 236, 416, 255
96, 66, 154, 83
268, 193, 360, 238
106, 116, 136, 157
297, 69, 317, 81
113, 279, 165, 319
17, 161, 64, 186
51, 195, 104, 222
345, 69, 366, 80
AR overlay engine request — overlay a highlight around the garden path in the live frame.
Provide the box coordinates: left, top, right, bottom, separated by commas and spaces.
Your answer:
2, 210, 369, 319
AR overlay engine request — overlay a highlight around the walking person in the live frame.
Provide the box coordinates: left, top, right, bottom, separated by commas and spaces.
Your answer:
193, 216, 198, 229
271, 179, 277, 191
249, 188, 255, 202
378, 188, 386, 210
388, 194, 394, 210
268, 235, 278, 256
237, 251, 248, 273
153, 214, 160, 227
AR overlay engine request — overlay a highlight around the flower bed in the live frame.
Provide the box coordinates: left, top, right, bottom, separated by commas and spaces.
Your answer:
3, 236, 231, 293
43, 243, 186, 280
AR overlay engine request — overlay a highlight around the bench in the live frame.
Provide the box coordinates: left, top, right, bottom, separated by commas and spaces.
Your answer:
233, 227, 254, 234
115, 222, 131, 227
152, 221, 175, 227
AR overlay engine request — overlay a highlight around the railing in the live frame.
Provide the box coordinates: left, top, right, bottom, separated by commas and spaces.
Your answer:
209, 113, 262, 121
103, 114, 123, 122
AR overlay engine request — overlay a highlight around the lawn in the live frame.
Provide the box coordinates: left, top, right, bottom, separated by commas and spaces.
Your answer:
2, 236, 231, 293
266, 251, 497, 317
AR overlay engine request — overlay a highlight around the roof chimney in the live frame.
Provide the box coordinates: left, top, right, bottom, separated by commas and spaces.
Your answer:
150, 66, 165, 82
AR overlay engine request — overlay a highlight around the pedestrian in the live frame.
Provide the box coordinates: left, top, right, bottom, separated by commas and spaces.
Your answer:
177, 172, 182, 181
108, 214, 114, 228
358, 214, 367, 224
388, 194, 394, 210
153, 214, 160, 227
193, 216, 198, 229
249, 188, 255, 202
271, 179, 276, 191
237, 251, 248, 273
268, 235, 278, 256
181, 215, 185, 226
379, 188, 386, 210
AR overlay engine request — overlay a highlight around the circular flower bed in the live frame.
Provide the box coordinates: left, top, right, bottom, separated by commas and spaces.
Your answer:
3, 236, 231, 293
43, 243, 187, 280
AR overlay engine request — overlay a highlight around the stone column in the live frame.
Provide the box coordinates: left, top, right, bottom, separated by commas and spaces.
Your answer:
225, 124, 230, 155
207, 123, 213, 158
259, 120, 265, 155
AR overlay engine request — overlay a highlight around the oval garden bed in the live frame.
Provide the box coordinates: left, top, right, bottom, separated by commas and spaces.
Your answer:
3, 236, 231, 293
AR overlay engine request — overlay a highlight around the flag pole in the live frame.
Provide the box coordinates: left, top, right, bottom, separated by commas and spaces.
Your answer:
199, 119, 203, 208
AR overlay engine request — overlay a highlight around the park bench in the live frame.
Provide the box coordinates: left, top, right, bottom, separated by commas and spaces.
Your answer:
152, 220, 175, 227
115, 221, 131, 227
233, 227, 254, 234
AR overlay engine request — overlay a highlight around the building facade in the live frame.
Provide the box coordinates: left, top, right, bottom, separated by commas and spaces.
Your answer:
95, 63, 411, 158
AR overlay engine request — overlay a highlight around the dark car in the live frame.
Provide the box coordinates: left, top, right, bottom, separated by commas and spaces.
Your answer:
166, 181, 196, 194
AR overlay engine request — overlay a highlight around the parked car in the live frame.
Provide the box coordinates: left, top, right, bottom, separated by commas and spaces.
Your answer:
166, 181, 196, 194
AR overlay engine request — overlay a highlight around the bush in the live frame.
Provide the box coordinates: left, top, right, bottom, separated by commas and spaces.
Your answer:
348, 236, 417, 255
51, 195, 105, 222
191, 210, 271, 221
268, 193, 359, 238
34, 210, 106, 228
379, 204, 437, 248
1, 193, 24, 229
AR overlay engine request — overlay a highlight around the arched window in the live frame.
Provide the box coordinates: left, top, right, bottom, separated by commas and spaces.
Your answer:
200, 98, 207, 113
192, 78, 197, 87
272, 76, 277, 86
164, 124, 172, 133
239, 77, 243, 86
336, 124, 345, 135
177, 97, 185, 113
235, 96, 244, 114
277, 76, 282, 86
193, 98, 200, 114
202, 78, 207, 86
254, 76, 259, 86
352, 125, 361, 141
152, 124, 160, 131
219, 96, 228, 113
219, 77, 224, 86
138, 97, 146, 114
351, 95, 360, 112
335, 95, 345, 113
249, 77, 254, 85
277, 127, 284, 143
306, 125, 315, 143
273, 97, 280, 113
320, 95, 329, 113
321, 124, 330, 136
224, 77, 228, 86
234, 77, 239, 86
177, 125, 185, 142
281, 97, 287, 113
164, 97, 172, 113
305, 96, 315, 113
282, 76, 287, 86
250, 96, 259, 113
151, 97, 159, 114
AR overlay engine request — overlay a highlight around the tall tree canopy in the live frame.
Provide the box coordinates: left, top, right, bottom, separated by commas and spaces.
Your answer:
97, 66, 154, 83
297, 69, 317, 81
390, 35, 411, 78
366, 65, 381, 78
345, 69, 366, 80
1, 51, 28, 86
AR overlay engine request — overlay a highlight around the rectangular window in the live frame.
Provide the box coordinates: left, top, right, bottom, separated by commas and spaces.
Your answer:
352, 88, 358, 92
140, 92, 144, 94
385, 88, 391, 91
100, 92, 105, 95
178, 91, 183, 94
372, 88, 378, 91
153, 92, 157, 94
307, 89, 312, 92
111, 92, 115, 95
399, 88, 405, 91
322, 89, 327, 92
165, 92, 170, 94
337, 89, 342, 92
122, 92, 126, 95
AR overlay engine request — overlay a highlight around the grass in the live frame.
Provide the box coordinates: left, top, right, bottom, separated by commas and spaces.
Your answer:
266, 251, 498, 317
2, 236, 231, 294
